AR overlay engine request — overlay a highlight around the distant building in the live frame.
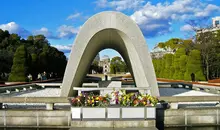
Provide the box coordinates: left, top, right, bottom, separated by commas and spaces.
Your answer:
99, 55, 110, 73
212, 17, 220, 27
197, 16, 220, 34
150, 46, 175, 59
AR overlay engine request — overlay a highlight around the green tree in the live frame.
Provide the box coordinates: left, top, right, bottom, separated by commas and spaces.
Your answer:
179, 55, 187, 80
173, 48, 186, 79
163, 54, 173, 78
196, 30, 220, 80
184, 50, 206, 81
110, 56, 127, 74
0, 29, 67, 81
159, 58, 166, 78
8, 45, 28, 82
152, 59, 163, 78
0, 50, 13, 80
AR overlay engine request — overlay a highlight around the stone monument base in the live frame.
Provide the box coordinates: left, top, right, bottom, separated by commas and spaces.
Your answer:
71, 120, 156, 128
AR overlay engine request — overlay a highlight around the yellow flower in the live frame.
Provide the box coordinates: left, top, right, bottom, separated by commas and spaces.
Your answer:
92, 100, 94, 103
96, 97, 99, 100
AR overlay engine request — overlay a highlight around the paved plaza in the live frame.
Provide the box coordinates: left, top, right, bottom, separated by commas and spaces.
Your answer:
1, 87, 218, 109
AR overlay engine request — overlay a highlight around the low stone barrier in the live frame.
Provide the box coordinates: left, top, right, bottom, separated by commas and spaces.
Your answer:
157, 108, 220, 129
0, 96, 220, 129
0, 110, 71, 128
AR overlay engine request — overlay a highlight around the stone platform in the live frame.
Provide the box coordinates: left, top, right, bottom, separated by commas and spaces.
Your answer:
71, 121, 156, 128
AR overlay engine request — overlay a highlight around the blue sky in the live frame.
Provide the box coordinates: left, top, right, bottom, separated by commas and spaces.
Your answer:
0, 0, 219, 59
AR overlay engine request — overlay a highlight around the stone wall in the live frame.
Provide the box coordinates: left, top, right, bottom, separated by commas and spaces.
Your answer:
157, 108, 220, 129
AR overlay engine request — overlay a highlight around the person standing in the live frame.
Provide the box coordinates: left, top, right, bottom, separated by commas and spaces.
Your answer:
191, 73, 195, 82
42, 71, 47, 80
104, 72, 108, 81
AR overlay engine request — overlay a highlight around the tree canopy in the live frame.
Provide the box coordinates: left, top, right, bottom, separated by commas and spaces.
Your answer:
152, 30, 220, 81
0, 29, 67, 81
8, 45, 28, 82
110, 56, 128, 74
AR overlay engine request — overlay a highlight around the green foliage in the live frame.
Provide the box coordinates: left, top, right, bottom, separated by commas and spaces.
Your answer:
179, 55, 187, 80
159, 58, 166, 78
8, 45, 28, 82
110, 56, 127, 74
152, 38, 207, 81
163, 54, 173, 79
153, 28, 220, 81
0, 50, 13, 80
152, 59, 162, 77
184, 50, 206, 81
173, 48, 185, 80
196, 30, 220, 80
0, 29, 67, 81
89, 59, 103, 74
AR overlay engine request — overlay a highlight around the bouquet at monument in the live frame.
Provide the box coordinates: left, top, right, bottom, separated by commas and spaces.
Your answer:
69, 92, 111, 107
117, 91, 158, 107
69, 90, 158, 107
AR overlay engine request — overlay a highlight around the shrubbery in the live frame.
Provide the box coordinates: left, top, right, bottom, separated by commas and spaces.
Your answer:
8, 45, 28, 82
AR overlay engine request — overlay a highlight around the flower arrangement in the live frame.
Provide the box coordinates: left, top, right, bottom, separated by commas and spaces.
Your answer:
69, 92, 111, 107
111, 89, 158, 107
69, 90, 158, 107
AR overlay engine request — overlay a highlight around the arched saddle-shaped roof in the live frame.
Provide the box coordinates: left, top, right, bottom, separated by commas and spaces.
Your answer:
61, 11, 159, 97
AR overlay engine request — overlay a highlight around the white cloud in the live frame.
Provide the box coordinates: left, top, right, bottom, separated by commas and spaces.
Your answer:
66, 12, 81, 20
95, 0, 145, 11
195, 4, 220, 17
57, 25, 81, 39
130, 0, 220, 37
33, 25, 81, 39
95, 0, 107, 8
0, 22, 31, 37
52, 44, 72, 53
180, 24, 193, 32
33, 27, 58, 39
0, 22, 81, 40
66, 12, 89, 21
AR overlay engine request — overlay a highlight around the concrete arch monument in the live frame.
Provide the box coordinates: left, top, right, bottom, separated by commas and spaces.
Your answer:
61, 11, 159, 97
